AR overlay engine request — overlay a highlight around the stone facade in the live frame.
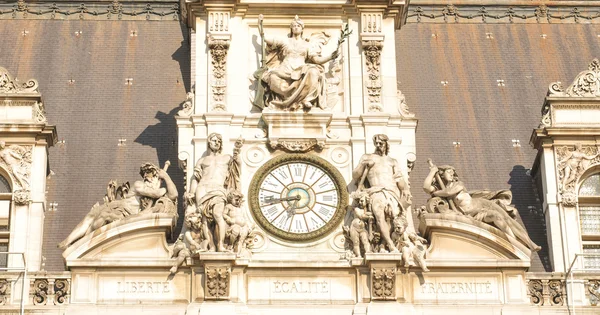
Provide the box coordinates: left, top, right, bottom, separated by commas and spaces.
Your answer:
0, 0, 600, 314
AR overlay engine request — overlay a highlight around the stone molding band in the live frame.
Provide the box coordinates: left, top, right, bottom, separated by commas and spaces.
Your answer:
407, 5, 600, 24
0, 0, 180, 21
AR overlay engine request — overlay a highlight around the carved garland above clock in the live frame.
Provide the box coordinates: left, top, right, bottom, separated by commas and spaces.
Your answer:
248, 154, 348, 242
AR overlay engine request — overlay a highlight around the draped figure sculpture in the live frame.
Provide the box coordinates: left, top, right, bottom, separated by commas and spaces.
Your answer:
423, 162, 541, 252
254, 15, 340, 111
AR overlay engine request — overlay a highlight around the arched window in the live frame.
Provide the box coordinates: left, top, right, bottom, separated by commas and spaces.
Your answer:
579, 173, 600, 269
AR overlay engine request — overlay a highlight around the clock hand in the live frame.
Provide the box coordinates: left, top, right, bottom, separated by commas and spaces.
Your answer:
263, 195, 301, 206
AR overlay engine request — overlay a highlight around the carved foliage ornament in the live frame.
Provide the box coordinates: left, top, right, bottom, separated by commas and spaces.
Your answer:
548, 59, 600, 97
362, 40, 383, 106
0, 67, 39, 94
268, 139, 324, 153
371, 268, 395, 300
208, 36, 230, 109
205, 266, 230, 300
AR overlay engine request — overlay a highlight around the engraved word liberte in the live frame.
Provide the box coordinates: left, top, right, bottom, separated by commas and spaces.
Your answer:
117, 281, 171, 294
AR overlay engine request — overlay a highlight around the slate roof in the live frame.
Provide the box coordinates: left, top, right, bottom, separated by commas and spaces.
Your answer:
396, 23, 600, 271
1, 17, 597, 272
0, 19, 190, 271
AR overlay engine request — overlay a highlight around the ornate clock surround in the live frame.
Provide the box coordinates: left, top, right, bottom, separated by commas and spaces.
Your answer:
248, 153, 349, 242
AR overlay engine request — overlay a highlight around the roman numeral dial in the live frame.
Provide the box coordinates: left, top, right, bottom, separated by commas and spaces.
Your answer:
249, 154, 348, 242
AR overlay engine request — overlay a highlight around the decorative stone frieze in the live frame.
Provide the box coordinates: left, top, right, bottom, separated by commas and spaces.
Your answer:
204, 266, 231, 300
0, 1, 180, 21
371, 267, 395, 300
407, 4, 600, 24
362, 40, 383, 109
0, 279, 9, 305
208, 35, 230, 111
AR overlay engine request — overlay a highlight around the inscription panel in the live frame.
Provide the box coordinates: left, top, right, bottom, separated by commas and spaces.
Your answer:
412, 274, 503, 304
247, 275, 355, 303
96, 273, 190, 304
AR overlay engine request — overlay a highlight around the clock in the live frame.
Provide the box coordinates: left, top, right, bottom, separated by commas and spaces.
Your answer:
248, 154, 348, 242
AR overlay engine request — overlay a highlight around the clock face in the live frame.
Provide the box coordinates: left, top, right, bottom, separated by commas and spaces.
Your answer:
249, 154, 348, 242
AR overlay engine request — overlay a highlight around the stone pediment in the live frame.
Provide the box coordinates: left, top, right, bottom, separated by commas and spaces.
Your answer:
63, 213, 176, 268
419, 213, 531, 268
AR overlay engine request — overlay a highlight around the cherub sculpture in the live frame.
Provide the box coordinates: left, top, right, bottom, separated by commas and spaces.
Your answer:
223, 190, 251, 256
170, 235, 191, 275
391, 216, 429, 272
343, 191, 373, 258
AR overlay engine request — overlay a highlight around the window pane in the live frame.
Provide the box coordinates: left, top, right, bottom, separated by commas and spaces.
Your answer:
583, 244, 600, 270
0, 243, 7, 268
580, 174, 600, 196
580, 206, 600, 235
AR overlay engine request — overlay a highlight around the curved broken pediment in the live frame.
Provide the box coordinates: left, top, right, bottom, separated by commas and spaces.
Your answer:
62, 213, 176, 268
419, 213, 532, 268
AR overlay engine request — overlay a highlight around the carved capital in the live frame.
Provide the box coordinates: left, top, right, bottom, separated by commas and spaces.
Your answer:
362, 40, 383, 107
204, 266, 231, 300
371, 267, 396, 300
13, 189, 31, 205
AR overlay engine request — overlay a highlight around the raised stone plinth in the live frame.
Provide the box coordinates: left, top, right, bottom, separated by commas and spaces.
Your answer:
261, 110, 333, 152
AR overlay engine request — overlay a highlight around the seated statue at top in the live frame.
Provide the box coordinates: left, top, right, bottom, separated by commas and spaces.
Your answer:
422, 161, 541, 252
254, 15, 340, 111
58, 162, 178, 249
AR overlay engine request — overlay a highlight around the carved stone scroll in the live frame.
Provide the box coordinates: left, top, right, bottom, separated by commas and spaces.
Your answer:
528, 279, 544, 306
548, 59, 600, 97
0, 67, 39, 94
32, 279, 49, 305
54, 279, 69, 305
371, 268, 395, 300
204, 266, 231, 300
362, 40, 383, 109
208, 35, 230, 111
548, 279, 565, 306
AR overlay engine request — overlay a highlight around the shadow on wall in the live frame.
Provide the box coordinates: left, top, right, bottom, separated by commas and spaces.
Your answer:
173, 21, 191, 93
134, 106, 186, 237
508, 165, 552, 271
